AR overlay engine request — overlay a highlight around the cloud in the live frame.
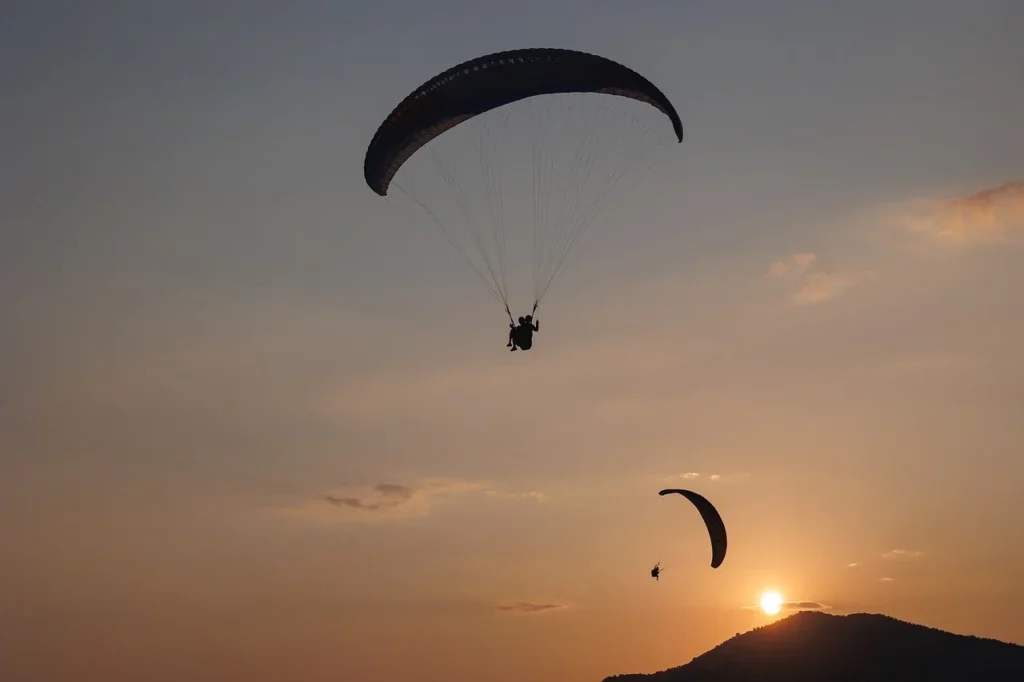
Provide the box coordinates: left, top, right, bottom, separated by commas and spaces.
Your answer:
321, 482, 417, 513
882, 549, 923, 560
846, 563, 860, 568
495, 601, 571, 614
880, 577, 895, 582
767, 252, 818, 277
782, 601, 831, 611
279, 478, 546, 522
484, 490, 550, 502
792, 270, 868, 305
897, 180, 1024, 245
765, 252, 874, 305
373, 482, 414, 497
743, 600, 831, 612
662, 472, 751, 483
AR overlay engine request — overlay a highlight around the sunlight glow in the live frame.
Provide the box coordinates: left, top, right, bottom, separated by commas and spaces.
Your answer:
760, 590, 784, 615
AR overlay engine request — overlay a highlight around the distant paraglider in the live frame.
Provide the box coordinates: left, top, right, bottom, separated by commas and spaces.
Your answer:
657, 488, 728, 572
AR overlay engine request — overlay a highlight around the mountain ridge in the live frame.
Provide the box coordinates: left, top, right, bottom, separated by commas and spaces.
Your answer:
603, 610, 1024, 681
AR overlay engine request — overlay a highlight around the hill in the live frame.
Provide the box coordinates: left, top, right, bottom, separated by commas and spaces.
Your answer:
603, 611, 1024, 681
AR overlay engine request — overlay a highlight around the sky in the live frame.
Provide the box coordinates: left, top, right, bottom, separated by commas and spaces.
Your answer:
1, 1, 1023, 681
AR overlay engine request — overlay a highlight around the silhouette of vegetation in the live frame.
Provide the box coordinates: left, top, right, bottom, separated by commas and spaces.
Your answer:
604, 611, 1024, 681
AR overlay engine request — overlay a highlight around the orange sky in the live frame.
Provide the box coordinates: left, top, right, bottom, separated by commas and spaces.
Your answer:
2, 3, 1023, 682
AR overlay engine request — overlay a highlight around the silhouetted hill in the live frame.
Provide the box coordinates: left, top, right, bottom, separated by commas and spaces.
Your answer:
604, 611, 1024, 682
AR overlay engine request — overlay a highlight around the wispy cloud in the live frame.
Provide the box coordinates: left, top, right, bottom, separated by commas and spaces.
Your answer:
495, 601, 571, 614
846, 562, 860, 568
793, 270, 871, 305
882, 549, 923, 560
767, 252, 819, 278
661, 472, 751, 483
766, 252, 874, 305
899, 180, 1024, 245
322, 482, 417, 512
743, 600, 831, 612
782, 601, 831, 611
278, 478, 546, 522
484, 490, 550, 502
880, 577, 895, 582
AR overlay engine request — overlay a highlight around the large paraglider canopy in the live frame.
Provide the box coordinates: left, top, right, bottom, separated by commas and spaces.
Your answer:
363, 47, 683, 317
658, 488, 728, 569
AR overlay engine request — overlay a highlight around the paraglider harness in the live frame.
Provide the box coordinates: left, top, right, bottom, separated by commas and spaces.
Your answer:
506, 301, 539, 351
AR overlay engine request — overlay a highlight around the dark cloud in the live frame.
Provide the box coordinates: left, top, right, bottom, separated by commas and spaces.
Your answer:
281, 478, 545, 523
320, 482, 423, 514
374, 482, 414, 499
322, 494, 403, 513
496, 601, 569, 614
323, 495, 372, 510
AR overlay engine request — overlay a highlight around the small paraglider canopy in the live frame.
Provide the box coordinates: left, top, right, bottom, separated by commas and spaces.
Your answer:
658, 488, 728, 569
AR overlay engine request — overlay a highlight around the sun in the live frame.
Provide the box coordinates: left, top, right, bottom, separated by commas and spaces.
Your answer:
759, 590, 784, 615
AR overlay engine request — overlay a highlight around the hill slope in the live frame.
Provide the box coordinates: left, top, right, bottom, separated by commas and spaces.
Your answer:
604, 611, 1024, 682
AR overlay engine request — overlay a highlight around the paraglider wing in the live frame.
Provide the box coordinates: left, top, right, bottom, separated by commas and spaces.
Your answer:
658, 488, 728, 569
363, 47, 684, 197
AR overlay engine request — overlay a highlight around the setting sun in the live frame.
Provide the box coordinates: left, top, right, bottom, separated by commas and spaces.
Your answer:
760, 591, 784, 615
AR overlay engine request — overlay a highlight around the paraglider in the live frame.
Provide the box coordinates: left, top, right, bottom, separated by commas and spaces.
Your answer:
362, 48, 683, 345
650, 562, 662, 581
657, 488, 728, 570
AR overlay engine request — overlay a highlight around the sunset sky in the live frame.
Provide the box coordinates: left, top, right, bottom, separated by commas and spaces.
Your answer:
2, 2, 1023, 681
